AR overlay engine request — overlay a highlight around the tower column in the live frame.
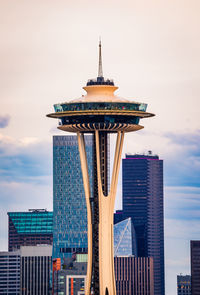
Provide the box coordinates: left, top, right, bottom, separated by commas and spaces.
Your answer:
77, 132, 93, 294
77, 131, 124, 295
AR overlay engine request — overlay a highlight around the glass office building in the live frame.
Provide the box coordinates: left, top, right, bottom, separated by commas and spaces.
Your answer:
122, 153, 164, 295
114, 218, 137, 257
8, 209, 53, 251
53, 135, 93, 261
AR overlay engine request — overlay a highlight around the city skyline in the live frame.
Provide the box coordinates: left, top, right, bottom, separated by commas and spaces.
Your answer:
0, 1, 200, 294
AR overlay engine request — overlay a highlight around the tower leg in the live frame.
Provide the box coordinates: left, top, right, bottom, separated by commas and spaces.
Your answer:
77, 131, 124, 295
77, 133, 93, 295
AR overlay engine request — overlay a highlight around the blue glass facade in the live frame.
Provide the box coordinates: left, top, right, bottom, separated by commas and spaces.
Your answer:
53, 135, 93, 261
122, 154, 164, 295
114, 218, 137, 257
8, 211, 53, 234
8, 210, 53, 251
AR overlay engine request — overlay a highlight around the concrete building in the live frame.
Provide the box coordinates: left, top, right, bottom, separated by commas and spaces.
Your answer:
122, 153, 164, 295
53, 254, 154, 295
0, 250, 20, 295
53, 254, 87, 295
114, 256, 154, 295
191, 240, 200, 295
177, 275, 191, 295
20, 245, 52, 295
8, 209, 53, 251
47, 41, 154, 295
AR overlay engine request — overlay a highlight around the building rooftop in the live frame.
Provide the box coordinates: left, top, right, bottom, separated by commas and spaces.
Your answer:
8, 210, 53, 234
125, 151, 159, 159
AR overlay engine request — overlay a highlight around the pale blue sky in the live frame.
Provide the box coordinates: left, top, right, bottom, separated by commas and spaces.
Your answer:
1, 1, 200, 294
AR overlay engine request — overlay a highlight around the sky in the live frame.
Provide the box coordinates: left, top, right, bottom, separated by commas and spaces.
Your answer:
0, 0, 200, 294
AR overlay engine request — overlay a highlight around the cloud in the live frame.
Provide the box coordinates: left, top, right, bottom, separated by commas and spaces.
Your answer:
124, 129, 200, 188
0, 133, 53, 251
0, 133, 52, 184
163, 131, 200, 187
164, 192, 200, 295
0, 115, 10, 128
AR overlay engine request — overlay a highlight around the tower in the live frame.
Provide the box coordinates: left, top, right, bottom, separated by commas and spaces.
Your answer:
47, 42, 154, 295
52, 135, 93, 262
122, 153, 165, 295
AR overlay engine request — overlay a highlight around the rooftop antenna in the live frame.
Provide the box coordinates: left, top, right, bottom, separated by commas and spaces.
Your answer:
98, 37, 103, 77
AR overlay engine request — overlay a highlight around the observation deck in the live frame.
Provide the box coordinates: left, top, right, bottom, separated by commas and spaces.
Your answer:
47, 79, 154, 133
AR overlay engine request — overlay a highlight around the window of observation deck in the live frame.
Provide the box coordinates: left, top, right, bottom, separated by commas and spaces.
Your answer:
54, 102, 147, 113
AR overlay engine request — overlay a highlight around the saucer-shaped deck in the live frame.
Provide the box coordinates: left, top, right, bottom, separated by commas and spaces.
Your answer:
47, 84, 154, 133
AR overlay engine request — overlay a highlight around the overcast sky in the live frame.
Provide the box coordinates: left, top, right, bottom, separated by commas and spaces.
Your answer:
0, 1, 200, 294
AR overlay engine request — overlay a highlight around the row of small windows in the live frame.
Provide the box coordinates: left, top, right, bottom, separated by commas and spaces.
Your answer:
60, 247, 88, 253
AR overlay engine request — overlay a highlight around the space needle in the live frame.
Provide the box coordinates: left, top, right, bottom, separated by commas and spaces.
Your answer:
47, 41, 154, 295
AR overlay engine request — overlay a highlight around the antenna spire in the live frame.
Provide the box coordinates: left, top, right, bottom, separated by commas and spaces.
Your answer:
98, 38, 103, 77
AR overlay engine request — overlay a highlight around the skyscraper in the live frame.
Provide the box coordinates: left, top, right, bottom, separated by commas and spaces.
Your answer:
47, 42, 154, 295
191, 240, 200, 295
122, 153, 164, 295
8, 209, 53, 251
53, 135, 93, 261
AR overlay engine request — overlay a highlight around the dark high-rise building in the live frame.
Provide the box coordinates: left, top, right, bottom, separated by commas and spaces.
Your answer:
191, 240, 200, 294
122, 153, 164, 295
177, 275, 191, 295
8, 209, 53, 251
114, 210, 124, 224
114, 256, 154, 295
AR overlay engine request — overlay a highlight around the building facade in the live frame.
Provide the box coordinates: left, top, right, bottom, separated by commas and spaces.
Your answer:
53, 135, 93, 262
8, 209, 53, 251
53, 255, 87, 295
0, 250, 20, 295
114, 256, 154, 295
122, 153, 164, 295
20, 245, 52, 295
114, 210, 124, 224
177, 275, 191, 295
191, 240, 200, 295
114, 217, 137, 257
53, 255, 154, 295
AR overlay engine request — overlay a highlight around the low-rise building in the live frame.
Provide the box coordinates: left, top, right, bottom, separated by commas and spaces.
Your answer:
0, 250, 20, 295
177, 275, 191, 295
